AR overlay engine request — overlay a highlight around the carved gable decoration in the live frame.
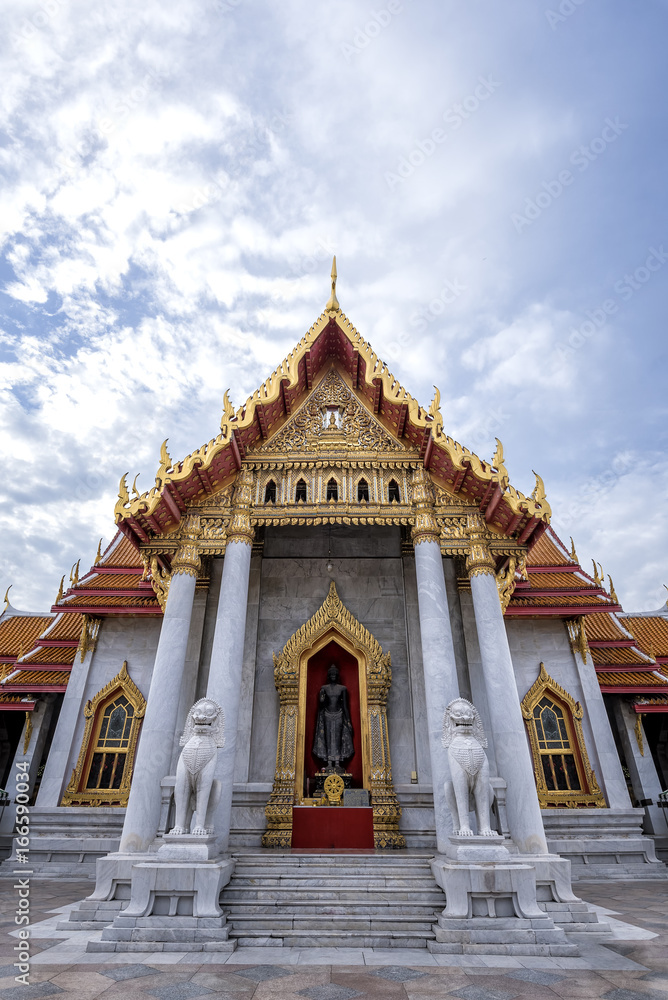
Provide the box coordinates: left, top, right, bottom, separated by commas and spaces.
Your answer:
257, 369, 411, 456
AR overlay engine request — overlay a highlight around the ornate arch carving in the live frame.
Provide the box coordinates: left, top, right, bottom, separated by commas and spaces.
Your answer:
521, 662, 605, 809
263, 581, 404, 848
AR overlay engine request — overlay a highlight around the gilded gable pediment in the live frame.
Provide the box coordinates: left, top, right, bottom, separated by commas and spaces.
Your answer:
256, 369, 414, 459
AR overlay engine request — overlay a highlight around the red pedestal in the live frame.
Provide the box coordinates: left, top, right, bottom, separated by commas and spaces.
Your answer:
291, 807, 374, 849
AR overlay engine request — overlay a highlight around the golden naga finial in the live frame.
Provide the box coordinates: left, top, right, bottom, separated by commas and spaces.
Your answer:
131, 474, 141, 500
55, 575, 65, 603
428, 386, 444, 438
220, 389, 235, 435
117, 473, 130, 508
608, 575, 619, 604
94, 539, 103, 565
491, 438, 509, 488
155, 439, 173, 489
591, 559, 603, 587
530, 471, 552, 519
2, 585, 11, 612
569, 536, 578, 563
70, 560, 80, 587
325, 256, 340, 314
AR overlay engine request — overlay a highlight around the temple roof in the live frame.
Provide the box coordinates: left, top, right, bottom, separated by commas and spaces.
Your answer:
113, 266, 552, 549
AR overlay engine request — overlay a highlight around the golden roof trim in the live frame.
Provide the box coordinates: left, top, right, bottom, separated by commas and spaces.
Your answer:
115, 305, 551, 529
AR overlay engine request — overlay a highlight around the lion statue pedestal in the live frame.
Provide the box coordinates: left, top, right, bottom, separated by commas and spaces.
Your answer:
88, 699, 237, 955
428, 698, 578, 958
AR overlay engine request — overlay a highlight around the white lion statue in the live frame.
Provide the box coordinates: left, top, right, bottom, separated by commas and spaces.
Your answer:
168, 698, 225, 837
442, 697, 496, 838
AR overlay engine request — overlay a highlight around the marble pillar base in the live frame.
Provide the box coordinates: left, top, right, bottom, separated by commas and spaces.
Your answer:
88, 855, 236, 953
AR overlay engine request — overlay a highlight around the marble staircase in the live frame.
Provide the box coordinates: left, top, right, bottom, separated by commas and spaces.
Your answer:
221, 851, 446, 949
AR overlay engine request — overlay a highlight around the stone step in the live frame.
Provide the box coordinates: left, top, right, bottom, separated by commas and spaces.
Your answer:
227, 915, 436, 932
231, 929, 434, 948
224, 902, 443, 916
223, 889, 445, 904
428, 941, 578, 956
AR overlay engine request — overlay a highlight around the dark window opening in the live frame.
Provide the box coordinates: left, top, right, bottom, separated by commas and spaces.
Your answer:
388, 479, 400, 503
264, 480, 277, 504
295, 479, 307, 503
326, 478, 338, 502
357, 479, 369, 502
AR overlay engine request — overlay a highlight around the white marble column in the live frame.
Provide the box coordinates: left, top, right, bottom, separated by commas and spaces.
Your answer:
467, 517, 548, 854
613, 700, 668, 837
119, 536, 200, 854
411, 467, 460, 855
206, 467, 254, 853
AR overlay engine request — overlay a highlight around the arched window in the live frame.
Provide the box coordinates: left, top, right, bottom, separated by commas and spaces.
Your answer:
295, 478, 307, 503
326, 478, 338, 501
62, 661, 146, 807
521, 663, 605, 808
357, 478, 369, 502
388, 479, 400, 503
264, 480, 277, 504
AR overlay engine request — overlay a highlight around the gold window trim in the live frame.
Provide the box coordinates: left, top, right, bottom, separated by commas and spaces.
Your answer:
521, 662, 605, 809
262, 580, 405, 849
61, 660, 146, 807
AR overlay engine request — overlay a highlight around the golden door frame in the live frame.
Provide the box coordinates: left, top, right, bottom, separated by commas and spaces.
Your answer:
262, 581, 405, 849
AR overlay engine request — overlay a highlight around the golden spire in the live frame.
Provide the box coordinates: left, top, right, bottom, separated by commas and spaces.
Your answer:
569, 537, 578, 563
70, 560, 80, 587
2, 585, 11, 613
55, 575, 65, 603
94, 539, 103, 565
325, 256, 340, 314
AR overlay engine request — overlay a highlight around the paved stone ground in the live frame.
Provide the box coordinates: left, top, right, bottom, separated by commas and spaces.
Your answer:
1, 879, 667, 1000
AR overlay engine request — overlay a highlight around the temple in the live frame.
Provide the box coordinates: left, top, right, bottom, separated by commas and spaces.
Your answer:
1, 261, 667, 950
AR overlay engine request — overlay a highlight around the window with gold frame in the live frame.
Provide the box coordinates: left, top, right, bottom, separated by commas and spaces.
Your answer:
61, 661, 146, 807
521, 663, 606, 808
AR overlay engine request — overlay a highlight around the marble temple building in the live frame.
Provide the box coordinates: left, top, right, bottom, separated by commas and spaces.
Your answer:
1, 261, 667, 950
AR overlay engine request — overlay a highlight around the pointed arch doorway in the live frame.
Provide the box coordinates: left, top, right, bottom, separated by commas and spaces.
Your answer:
262, 582, 405, 849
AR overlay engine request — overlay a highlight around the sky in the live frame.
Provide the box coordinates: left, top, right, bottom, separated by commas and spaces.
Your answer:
1, 0, 667, 615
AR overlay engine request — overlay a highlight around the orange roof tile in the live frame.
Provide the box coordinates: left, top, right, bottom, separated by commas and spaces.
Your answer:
597, 670, 668, 687
0, 615, 54, 659
622, 616, 668, 659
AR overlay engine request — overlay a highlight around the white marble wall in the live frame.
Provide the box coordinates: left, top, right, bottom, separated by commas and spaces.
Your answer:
248, 526, 417, 787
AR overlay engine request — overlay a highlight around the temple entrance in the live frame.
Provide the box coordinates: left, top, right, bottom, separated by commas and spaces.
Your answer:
262, 582, 404, 850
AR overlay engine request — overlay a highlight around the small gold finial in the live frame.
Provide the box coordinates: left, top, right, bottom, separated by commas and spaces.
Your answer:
131, 474, 141, 500
569, 537, 578, 563
2, 585, 11, 612
55, 575, 65, 603
608, 575, 619, 604
94, 539, 103, 565
325, 256, 340, 314
70, 560, 80, 587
